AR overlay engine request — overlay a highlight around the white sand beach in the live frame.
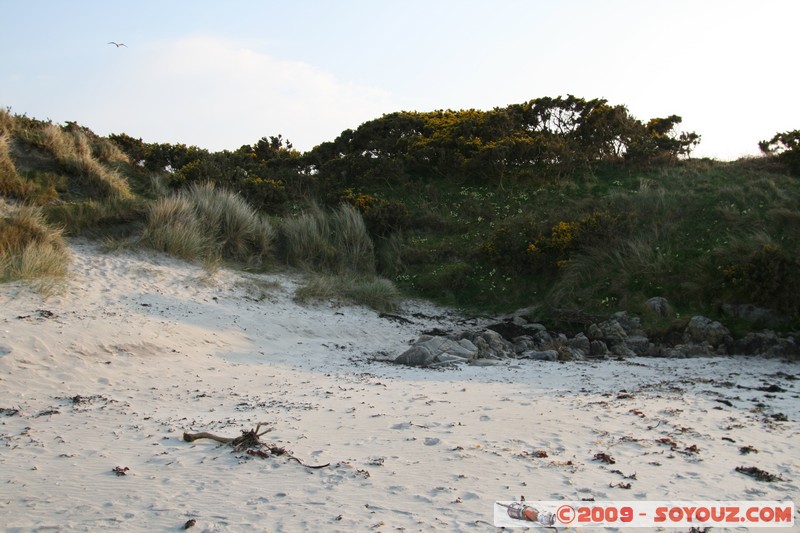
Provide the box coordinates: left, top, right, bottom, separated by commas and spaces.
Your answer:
1, 241, 798, 532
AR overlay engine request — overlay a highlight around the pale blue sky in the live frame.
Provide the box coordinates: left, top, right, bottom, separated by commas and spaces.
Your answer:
2, 1, 798, 159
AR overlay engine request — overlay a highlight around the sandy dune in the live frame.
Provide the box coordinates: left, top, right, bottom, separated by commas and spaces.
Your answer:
1, 242, 798, 531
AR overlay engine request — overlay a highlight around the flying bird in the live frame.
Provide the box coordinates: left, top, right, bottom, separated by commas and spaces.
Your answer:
108, 41, 127, 48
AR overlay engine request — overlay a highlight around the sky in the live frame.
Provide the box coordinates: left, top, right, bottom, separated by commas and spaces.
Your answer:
1, 0, 798, 160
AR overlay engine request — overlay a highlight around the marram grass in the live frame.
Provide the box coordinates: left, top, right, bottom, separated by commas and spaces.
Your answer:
280, 202, 375, 275
140, 182, 275, 268
294, 273, 401, 313
0, 206, 70, 287
40, 124, 132, 200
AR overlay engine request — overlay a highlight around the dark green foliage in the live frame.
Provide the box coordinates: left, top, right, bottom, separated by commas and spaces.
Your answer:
721, 244, 800, 317
306, 96, 699, 187
339, 189, 409, 237
759, 130, 800, 176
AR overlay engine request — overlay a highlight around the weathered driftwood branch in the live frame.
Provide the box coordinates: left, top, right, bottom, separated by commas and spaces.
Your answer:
182, 423, 330, 468
182, 431, 234, 444
183, 423, 273, 451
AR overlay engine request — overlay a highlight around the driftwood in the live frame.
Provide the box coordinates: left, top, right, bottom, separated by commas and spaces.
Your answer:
182, 423, 330, 469
183, 422, 272, 451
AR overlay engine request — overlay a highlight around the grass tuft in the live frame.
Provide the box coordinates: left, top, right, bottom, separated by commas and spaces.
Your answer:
0, 206, 70, 287
40, 124, 133, 200
294, 273, 401, 313
280, 202, 375, 274
140, 182, 275, 268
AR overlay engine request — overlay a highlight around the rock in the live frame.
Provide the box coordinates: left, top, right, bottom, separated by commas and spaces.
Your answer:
512, 336, 536, 354
683, 316, 732, 348
559, 346, 586, 361
591, 319, 628, 347
672, 343, 714, 357
663, 347, 688, 358
532, 329, 553, 345
512, 306, 539, 324
612, 312, 643, 336
512, 315, 527, 326
610, 344, 637, 357
468, 358, 502, 366
457, 338, 478, 353
589, 340, 609, 358
394, 336, 477, 367
645, 297, 671, 318
521, 349, 559, 361
568, 333, 591, 354
481, 329, 509, 350
485, 322, 536, 342
735, 331, 800, 357
625, 334, 651, 356
473, 336, 492, 358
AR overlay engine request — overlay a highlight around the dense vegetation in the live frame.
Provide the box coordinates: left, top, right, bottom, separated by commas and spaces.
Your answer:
2, 98, 799, 334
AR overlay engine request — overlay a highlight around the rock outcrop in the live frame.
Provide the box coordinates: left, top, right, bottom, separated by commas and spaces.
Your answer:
393, 304, 799, 367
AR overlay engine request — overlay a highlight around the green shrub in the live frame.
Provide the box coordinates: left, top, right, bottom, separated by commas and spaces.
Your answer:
415, 261, 472, 293
482, 209, 634, 273
759, 130, 800, 177
241, 176, 288, 210
721, 243, 800, 317
479, 214, 544, 272
339, 189, 410, 236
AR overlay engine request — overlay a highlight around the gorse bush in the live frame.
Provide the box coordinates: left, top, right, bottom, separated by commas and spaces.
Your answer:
339, 188, 410, 236
482, 209, 634, 274
0, 206, 69, 284
141, 182, 275, 268
241, 176, 288, 211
